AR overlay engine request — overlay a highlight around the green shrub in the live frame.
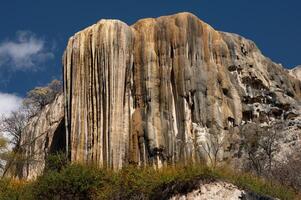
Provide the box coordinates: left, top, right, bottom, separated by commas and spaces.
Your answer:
32, 164, 105, 200
45, 152, 68, 172
0, 179, 32, 200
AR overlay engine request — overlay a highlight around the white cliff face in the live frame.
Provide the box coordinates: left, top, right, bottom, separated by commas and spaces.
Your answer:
62, 12, 301, 169
63, 20, 134, 169
169, 182, 243, 200
19, 94, 64, 179
169, 181, 278, 200
289, 65, 301, 81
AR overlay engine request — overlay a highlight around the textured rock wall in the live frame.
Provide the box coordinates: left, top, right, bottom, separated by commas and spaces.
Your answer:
19, 94, 64, 179
63, 12, 301, 169
289, 65, 301, 81
169, 181, 276, 200
64, 20, 133, 169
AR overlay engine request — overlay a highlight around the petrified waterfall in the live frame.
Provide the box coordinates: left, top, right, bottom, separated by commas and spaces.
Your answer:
15, 12, 301, 179
62, 12, 301, 169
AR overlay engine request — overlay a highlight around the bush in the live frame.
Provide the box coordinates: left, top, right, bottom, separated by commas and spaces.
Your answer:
0, 179, 32, 200
45, 152, 68, 172
32, 164, 104, 200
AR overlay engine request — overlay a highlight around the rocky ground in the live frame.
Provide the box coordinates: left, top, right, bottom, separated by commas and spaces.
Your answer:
169, 181, 277, 200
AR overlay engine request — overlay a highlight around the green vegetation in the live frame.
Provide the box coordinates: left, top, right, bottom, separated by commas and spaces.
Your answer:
45, 152, 69, 172
0, 163, 300, 200
0, 136, 9, 173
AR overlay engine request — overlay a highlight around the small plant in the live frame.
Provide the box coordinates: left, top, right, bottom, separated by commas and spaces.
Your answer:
0, 178, 32, 200
45, 152, 68, 172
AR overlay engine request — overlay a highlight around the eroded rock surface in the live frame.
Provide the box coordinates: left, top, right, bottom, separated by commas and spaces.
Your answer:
289, 65, 301, 81
63, 12, 301, 169
169, 181, 277, 200
19, 94, 65, 179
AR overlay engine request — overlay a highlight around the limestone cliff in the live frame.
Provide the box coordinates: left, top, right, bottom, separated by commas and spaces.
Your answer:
289, 65, 301, 81
19, 94, 65, 179
62, 12, 301, 169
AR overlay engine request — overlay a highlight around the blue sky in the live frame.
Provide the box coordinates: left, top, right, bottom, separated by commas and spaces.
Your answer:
0, 0, 300, 115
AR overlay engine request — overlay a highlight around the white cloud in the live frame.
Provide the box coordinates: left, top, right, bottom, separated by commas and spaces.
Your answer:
0, 31, 54, 70
0, 92, 22, 117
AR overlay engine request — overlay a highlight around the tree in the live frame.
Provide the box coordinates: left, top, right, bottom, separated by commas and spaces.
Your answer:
0, 135, 9, 174
0, 109, 29, 178
23, 79, 63, 112
25, 87, 52, 110
258, 123, 282, 173
48, 79, 63, 95
197, 125, 224, 167
240, 123, 281, 176
0, 110, 28, 148
271, 148, 301, 191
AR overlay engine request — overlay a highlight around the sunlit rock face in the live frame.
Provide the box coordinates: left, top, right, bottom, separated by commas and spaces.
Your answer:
19, 94, 65, 179
63, 12, 301, 169
289, 65, 301, 81
168, 181, 277, 200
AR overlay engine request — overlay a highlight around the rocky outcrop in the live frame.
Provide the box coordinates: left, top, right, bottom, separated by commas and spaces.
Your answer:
289, 65, 301, 81
19, 94, 65, 179
169, 181, 277, 200
63, 12, 301, 169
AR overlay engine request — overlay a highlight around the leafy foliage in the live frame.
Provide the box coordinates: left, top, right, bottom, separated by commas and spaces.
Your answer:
45, 152, 68, 172
31, 164, 104, 200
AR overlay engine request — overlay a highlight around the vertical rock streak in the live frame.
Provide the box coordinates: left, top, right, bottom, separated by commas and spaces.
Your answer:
64, 21, 134, 169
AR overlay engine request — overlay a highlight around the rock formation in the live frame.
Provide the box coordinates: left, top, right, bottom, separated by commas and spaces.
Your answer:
62, 12, 301, 170
19, 94, 65, 179
14, 12, 301, 180
169, 181, 277, 200
289, 65, 301, 81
